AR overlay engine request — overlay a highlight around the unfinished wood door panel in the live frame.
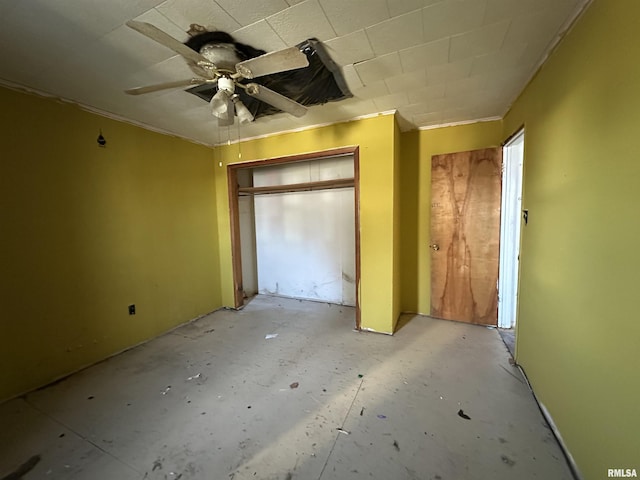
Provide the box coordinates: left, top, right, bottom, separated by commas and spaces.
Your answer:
430, 148, 501, 325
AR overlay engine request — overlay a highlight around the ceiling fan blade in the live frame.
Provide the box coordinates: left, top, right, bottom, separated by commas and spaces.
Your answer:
126, 20, 211, 66
125, 78, 211, 95
245, 83, 307, 117
235, 47, 309, 79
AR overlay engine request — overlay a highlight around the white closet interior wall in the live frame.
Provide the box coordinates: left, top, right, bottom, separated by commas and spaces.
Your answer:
248, 156, 356, 306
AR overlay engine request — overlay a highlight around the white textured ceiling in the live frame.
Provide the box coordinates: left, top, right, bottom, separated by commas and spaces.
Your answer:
0, 0, 589, 145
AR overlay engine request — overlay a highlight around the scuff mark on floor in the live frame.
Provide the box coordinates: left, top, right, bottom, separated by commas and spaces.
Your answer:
0, 454, 40, 480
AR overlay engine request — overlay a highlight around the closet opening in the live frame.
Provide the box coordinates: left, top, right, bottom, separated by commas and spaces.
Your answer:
227, 147, 361, 329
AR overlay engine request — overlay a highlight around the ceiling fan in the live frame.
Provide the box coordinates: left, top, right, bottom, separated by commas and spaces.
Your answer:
124, 20, 310, 126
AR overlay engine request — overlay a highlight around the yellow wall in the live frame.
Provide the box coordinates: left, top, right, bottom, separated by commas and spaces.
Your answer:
214, 114, 398, 333
399, 121, 503, 314
0, 87, 222, 402
503, 0, 640, 477
392, 118, 402, 331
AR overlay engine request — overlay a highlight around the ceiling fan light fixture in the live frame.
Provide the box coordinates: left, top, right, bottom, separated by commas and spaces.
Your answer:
233, 96, 254, 124
210, 89, 230, 117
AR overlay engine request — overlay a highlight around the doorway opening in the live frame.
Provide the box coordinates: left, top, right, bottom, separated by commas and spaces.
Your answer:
498, 129, 525, 355
227, 147, 361, 330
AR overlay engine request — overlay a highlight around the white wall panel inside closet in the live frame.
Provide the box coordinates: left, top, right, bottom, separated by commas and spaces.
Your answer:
252, 156, 356, 306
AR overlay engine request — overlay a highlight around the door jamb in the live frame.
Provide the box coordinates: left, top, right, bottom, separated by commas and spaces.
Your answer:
498, 128, 525, 329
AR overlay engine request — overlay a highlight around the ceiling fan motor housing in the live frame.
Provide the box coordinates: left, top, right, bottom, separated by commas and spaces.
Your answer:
199, 42, 242, 71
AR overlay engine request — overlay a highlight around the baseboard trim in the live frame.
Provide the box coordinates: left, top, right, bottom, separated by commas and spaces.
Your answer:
516, 364, 584, 480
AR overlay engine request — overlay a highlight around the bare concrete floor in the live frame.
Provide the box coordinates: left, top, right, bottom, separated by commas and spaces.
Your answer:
0, 295, 573, 480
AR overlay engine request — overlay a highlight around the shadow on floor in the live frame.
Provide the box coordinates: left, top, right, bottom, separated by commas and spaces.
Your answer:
393, 313, 415, 334
499, 328, 516, 357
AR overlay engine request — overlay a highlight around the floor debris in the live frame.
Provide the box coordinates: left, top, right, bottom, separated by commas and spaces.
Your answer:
265, 334, 278, 339
161, 386, 171, 395
187, 373, 201, 381
289, 382, 299, 389
501, 454, 516, 466
393, 440, 400, 451
360, 407, 364, 416
336, 428, 350, 435
457, 409, 471, 420
377, 414, 387, 419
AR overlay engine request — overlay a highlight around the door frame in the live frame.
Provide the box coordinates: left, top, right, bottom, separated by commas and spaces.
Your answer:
498, 128, 525, 329
227, 146, 362, 329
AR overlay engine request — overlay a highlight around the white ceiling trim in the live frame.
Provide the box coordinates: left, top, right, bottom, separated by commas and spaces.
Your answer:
417, 116, 503, 132
0, 77, 211, 147
214, 110, 398, 146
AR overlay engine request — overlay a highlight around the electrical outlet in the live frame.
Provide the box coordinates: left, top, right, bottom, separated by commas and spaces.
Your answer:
128, 304, 136, 315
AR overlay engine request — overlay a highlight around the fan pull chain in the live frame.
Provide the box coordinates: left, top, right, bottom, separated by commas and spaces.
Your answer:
216, 126, 223, 168
237, 118, 242, 160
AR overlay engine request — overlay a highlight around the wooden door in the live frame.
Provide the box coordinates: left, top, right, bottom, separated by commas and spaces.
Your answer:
430, 148, 502, 325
